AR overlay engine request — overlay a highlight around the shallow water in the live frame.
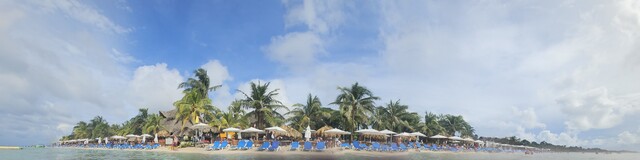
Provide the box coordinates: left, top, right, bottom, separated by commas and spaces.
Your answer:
0, 148, 636, 160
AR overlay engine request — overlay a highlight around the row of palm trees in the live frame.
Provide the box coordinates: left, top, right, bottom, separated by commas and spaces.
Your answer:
62, 68, 476, 141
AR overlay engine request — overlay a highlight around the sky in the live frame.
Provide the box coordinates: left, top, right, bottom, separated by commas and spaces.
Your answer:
1, 0, 639, 151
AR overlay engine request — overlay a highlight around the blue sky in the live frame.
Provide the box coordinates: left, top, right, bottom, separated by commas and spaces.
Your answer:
1, 0, 640, 151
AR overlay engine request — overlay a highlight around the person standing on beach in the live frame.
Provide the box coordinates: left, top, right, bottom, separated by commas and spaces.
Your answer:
172, 135, 178, 151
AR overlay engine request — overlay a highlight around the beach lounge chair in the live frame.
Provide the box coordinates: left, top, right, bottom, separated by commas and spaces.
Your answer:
399, 143, 408, 151
242, 140, 254, 150
258, 141, 270, 151
340, 143, 350, 149
289, 141, 299, 151
208, 141, 220, 151
268, 141, 280, 151
371, 142, 380, 151
390, 143, 399, 152
316, 141, 326, 151
230, 140, 245, 150
352, 141, 360, 150
303, 141, 312, 151
359, 143, 368, 151
215, 141, 228, 150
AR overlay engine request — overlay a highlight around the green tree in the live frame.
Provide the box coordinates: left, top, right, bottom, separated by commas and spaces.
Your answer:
370, 100, 414, 132
438, 114, 474, 137
332, 82, 379, 141
421, 112, 444, 136
210, 100, 249, 129
174, 90, 218, 128
237, 81, 288, 129
175, 68, 221, 128
143, 114, 164, 134
72, 121, 89, 138
286, 94, 332, 131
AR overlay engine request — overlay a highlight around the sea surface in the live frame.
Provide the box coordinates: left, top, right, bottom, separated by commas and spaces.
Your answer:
0, 148, 637, 160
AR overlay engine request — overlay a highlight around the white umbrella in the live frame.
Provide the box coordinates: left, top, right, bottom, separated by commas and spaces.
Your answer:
241, 127, 264, 140
191, 123, 210, 142
448, 136, 463, 141
222, 127, 242, 132
238, 132, 242, 139
394, 132, 413, 137
125, 134, 138, 138
379, 129, 396, 135
462, 137, 474, 142
241, 127, 264, 133
324, 128, 348, 134
141, 134, 151, 143
355, 129, 380, 135
429, 135, 448, 139
97, 137, 101, 144
111, 135, 126, 139
265, 126, 287, 133
154, 134, 158, 144
474, 140, 484, 144
105, 137, 109, 144
304, 126, 311, 141
410, 132, 426, 137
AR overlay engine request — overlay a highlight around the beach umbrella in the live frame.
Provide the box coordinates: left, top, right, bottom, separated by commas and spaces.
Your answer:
141, 134, 151, 143
429, 134, 448, 139
223, 127, 242, 140
355, 129, 381, 142
448, 136, 463, 141
304, 126, 311, 141
462, 137, 474, 142
265, 126, 287, 133
191, 123, 210, 141
97, 137, 101, 144
125, 134, 138, 138
324, 128, 347, 134
379, 129, 396, 135
238, 132, 242, 139
410, 132, 426, 137
474, 140, 484, 144
154, 134, 158, 144
104, 137, 109, 144
241, 127, 264, 140
394, 132, 413, 137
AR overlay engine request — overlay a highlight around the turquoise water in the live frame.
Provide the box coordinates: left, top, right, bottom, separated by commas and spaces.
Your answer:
1, 148, 637, 160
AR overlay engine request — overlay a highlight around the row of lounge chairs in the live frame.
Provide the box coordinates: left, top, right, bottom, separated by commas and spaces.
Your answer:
343, 141, 461, 152
207, 140, 327, 152
59, 143, 160, 150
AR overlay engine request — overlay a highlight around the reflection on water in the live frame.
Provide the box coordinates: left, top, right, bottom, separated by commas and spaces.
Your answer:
0, 148, 636, 160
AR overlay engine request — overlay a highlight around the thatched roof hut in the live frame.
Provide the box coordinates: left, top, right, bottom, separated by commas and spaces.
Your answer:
277, 125, 302, 139
159, 109, 195, 136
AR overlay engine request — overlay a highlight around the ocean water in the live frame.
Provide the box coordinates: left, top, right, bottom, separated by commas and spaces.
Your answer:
0, 148, 637, 160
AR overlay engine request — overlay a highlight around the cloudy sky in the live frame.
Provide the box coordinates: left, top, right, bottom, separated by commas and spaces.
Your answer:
1, 0, 640, 150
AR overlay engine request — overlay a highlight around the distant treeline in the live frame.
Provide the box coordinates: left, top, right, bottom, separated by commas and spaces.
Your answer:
479, 136, 614, 152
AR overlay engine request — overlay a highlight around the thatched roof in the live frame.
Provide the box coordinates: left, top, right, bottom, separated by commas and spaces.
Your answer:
314, 126, 334, 137
159, 109, 196, 136
277, 125, 302, 138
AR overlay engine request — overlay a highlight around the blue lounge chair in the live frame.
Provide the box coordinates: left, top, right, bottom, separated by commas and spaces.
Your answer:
359, 143, 368, 151
390, 143, 399, 152
209, 141, 220, 150
340, 143, 350, 149
242, 141, 254, 150
316, 141, 326, 151
289, 141, 299, 151
215, 141, 228, 150
399, 143, 408, 151
352, 141, 360, 150
303, 141, 312, 151
381, 144, 390, 152
371, 142, 380, 151
231, 140, 245, 150
268, 141, 280, 151
408, 142, 414, 149
258, 141, 270, 151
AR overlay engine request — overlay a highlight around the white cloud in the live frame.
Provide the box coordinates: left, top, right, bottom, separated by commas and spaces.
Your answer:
127, 63, 184, 113
617, 128, 640, 145
32, 0, 131, 34
264, 31, 324, 68
557, 88, 639, 132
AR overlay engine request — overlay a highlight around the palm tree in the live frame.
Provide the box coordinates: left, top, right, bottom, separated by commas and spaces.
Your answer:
237, 81, 288, 129
285, 94, 332, 131
421, 112, 444, 136
72, 121, 89, 138
175, 68, 221, 128
373, 100, 414, 132
174, 90, 219, 128
210, 100, 249, 129
332, 82, 379, 141
178, 68, 221, 99
143, 114, 164, 134
438, 114, 472, 137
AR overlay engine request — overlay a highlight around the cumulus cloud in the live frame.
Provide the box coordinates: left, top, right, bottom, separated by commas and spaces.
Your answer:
556, 88, 639, 132
617, 128, 640, 145
127, 63, 184, 113
0, 0, 132, 145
